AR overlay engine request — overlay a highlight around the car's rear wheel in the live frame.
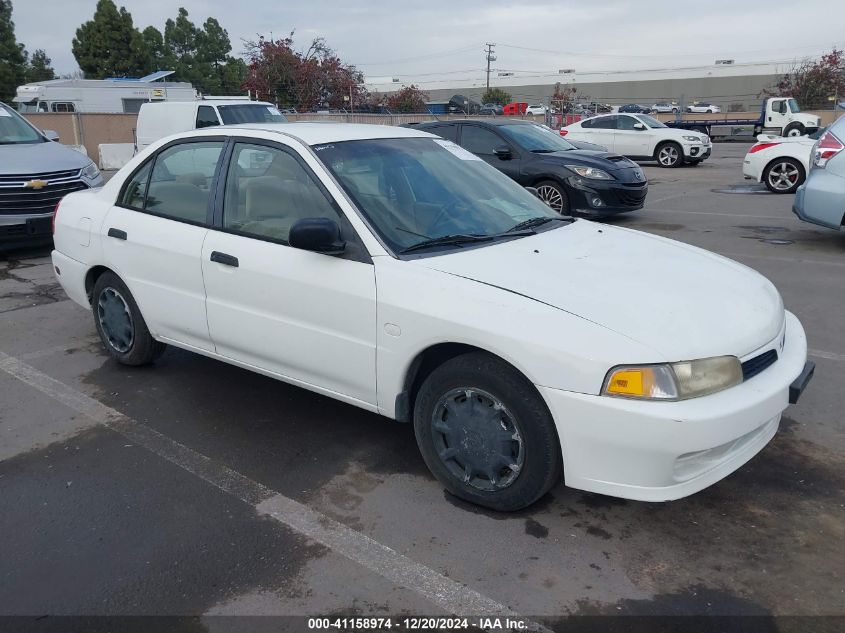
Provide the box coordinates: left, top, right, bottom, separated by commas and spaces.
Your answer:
413, 352, 562, 511
655, 142, 683, 168
535, 180, 570, 215
672, 108, 679, 114
763, 158, 804, 193
92, 272, 166, 365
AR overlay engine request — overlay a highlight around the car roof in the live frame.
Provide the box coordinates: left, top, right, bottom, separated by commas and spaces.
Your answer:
175, 122, 435, 145
414, 118, 535, 127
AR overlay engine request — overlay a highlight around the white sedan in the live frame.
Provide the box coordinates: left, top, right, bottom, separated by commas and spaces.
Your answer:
51, 123, 813, 511
562, 113, 712, 167
687, 103, 722, 113
742, 133, 818, 193
525, 104, 549, 115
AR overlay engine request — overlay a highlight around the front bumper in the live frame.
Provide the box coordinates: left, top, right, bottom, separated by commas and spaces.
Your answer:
0, 212, 53, 248
539, 310, 809, 501
566, 176, 648, 216
684, 143, 711, 162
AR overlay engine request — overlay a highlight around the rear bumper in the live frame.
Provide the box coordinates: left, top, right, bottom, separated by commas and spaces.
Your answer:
792, 173, 845, 229
540, 310, 809, 501
51, 249, 90, 308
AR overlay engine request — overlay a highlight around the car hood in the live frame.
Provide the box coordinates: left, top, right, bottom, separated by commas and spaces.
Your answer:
411, 221, 783, 360
0, 141, 91, 175
534, 149, 639, 172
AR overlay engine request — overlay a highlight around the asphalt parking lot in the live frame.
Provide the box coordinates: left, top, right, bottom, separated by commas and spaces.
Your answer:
1, 143, 843, 630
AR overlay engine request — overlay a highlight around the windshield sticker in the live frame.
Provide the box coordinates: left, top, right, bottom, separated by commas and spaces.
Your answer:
267, 106, 281, 115
433, 139, 482, 161
0, 108, 11, 117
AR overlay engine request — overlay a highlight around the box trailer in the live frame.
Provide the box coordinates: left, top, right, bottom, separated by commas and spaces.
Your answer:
13, 71, 197, 114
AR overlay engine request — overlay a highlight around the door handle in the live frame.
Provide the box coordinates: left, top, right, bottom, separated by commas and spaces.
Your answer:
210, 251, 239, 267
107, 228, 127, 240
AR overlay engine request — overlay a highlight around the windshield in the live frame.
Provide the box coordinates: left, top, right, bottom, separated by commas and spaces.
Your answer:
500, 124, 576, 152
0, 103, 44, 144
218, 104, 288, 125
788, 98, 801, 113
313, 137, 561, 254
638, 114, 667, 129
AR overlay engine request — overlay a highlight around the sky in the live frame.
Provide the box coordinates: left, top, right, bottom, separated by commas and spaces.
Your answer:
11, 0, 845, 83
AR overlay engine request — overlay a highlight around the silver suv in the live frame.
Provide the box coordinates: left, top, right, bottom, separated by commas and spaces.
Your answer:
1, 102, 103, 249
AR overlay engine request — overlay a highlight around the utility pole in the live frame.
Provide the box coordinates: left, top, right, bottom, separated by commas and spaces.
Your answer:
485, 43, 496, 91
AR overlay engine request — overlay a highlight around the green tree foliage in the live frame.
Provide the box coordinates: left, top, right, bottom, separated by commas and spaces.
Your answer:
72, 0, 148, 78
26, 49, 55, 83
481, 87, 511, 105
141, 26, 169, 74
0, 0, 27, 101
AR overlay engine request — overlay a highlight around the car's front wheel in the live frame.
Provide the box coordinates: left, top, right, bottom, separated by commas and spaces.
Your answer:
92, 271, 166, 365
655, 142, 683, 168
413, 352, 562, 511
763, 158, 804, 193
535, 180, 570, 214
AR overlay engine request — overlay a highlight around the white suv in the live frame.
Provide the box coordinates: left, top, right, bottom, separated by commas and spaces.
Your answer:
562, 113, 711, 167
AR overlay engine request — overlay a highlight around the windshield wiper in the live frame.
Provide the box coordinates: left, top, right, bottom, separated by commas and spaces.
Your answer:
530, 148, 557, 153
506, 216, 572, 233
400, 233, 495, 254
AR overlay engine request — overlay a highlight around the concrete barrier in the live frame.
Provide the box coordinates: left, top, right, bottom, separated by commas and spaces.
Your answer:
98, 143, 135, 170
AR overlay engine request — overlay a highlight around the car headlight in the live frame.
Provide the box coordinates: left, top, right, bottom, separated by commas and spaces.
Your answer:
682, 136, 702, 142
81, 161, 101, 180
602, 356, 743, 401
565, 165, 613, 180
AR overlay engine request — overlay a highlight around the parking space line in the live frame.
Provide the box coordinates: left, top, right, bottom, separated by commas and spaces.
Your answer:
0, 349, 548, 630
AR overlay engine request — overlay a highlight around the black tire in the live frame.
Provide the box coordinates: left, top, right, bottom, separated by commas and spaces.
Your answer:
655, 141, 683, 168
763, 158, 805, 194
413, 352, 563, 511
672, 108, 679, 114
534, 179, 570, 215
91, 271, 166, 366
783, 123, 805, 138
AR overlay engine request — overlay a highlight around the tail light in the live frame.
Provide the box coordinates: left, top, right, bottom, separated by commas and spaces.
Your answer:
559, 129, 569, 136
813, 131, 844, 168
52, 200, 61, 235
749, 142, 779, 154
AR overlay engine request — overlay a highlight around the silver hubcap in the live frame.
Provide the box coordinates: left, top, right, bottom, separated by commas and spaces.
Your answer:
658, 145, 679, 166
97, 287, 134, 353
536, 185, 565, 213
768, 162, 801, 190
431, 388, 525, 491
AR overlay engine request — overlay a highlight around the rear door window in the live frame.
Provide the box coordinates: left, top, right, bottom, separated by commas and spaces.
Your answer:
196, 106, 220, 129
422, 125, 458, 142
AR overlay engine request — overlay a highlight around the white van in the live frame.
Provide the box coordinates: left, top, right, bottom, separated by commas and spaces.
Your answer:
135, 100, 287, 151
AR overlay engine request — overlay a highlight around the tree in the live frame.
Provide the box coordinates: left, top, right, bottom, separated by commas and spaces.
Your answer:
72, 0, 148, 78
0, 0, 27, 101
551, 83, 578, 112
765, 48, 845, 110
26, 49, 55, 83
243, 34, 364, 110
386, 85, 429, 113
481, 87, 511, 105
141, 26, 169, 73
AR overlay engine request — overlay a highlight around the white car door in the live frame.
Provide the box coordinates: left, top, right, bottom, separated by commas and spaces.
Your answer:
579, 115, 617, 149
612, 115, 652, 157
102, 139, 225, 352
201, 140, 378, 406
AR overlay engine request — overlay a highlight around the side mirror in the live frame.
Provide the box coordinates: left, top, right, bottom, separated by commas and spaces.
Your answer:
43, 130, 60, 141
524, 186, 541, 199
493, 145, 512, 160
289, 217, 346, 255
633, 123, 646, 130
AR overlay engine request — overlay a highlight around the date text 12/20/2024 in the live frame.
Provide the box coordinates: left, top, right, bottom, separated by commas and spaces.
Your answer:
308, 617, 530, 630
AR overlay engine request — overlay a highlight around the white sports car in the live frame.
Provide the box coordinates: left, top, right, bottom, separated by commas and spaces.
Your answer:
51, 123, 813, 511
742, 132, 821, 193
686, 103, 722, 113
